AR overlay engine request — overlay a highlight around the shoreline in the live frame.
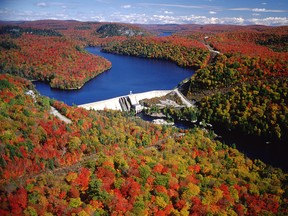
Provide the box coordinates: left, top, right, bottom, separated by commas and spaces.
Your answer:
32, 65, 112, 91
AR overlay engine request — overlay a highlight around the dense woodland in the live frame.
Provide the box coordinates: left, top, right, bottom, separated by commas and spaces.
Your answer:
186, 29, 288, 142
99, 23, 288, 142
0, 74, 287, 215
102, 36, 210, 68
0, 21, 288, 214
0, 24, 111, 89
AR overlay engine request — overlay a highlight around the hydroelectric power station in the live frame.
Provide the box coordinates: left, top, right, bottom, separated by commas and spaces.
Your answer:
78, 90, 172, 113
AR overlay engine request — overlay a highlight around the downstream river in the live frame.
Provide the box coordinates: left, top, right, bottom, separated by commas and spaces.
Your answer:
34, 47, 193, 105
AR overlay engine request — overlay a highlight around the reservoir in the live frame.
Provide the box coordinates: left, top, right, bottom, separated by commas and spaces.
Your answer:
34, 47, 288, 172
34, 47, 194, 105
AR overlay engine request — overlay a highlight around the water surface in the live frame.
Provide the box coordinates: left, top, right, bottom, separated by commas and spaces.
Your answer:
34, 47, 288, 172
34, 47, 193, 105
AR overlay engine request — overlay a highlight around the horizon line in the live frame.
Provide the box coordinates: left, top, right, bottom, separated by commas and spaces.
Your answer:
0, 19, 285, 27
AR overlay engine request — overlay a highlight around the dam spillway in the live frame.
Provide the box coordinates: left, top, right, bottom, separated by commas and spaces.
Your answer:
119, 96, 132, 112
78, 90, 172, 112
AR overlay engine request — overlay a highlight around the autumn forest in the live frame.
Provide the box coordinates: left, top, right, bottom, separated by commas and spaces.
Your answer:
0, 20, 287, 215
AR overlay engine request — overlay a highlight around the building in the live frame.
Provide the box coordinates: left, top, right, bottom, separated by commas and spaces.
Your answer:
132, 104, 143, 113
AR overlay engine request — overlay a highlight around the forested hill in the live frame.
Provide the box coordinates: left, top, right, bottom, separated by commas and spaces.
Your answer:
0, 21, 288, 214
0, 73, 287, 215
0, 20, 287, 141
101, 24, 288, 143
96, 23, 149, 37
185, 27, 288, 143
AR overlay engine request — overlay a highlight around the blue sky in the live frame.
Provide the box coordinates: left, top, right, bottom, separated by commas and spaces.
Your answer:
0, 0, 287, 25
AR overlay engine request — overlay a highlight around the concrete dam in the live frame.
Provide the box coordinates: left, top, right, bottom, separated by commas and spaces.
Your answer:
78, 90, 172, 112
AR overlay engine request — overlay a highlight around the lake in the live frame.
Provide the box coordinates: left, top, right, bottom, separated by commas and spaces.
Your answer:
158, 31, 175, 37
34, 47, 194, 105
34, 47, 288, 172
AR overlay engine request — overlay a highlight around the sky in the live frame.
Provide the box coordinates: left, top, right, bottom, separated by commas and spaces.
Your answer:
0, 0, 287, 26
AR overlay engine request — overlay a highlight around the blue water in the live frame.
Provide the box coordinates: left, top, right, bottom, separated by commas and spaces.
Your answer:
33, 47, 288, 172
159, 32, 174, 37
34, 47, 193, 105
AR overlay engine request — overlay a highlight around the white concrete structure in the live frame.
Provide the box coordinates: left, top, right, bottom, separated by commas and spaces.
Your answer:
132, 104, 143, 113
78, 90, 172, 111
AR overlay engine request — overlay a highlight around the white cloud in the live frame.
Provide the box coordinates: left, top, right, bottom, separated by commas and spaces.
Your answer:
230, 7, 287, 13
164, 11, 174, 14
0, 10, 275, 26
36, 2, 48, 7
90, 15, 105, 22
262, 2, 267, 5
51, 2, 68, 7
229, 8, 250, 11
252, 8, 266, 12
35, 2, 73, 9
260, 9, 287, 13
1, 5, 287, 26
139, 3, 203, 9
122, 5, 131, 9
109, 13, 149, 24
106, 13, 247, 25
139, 3, 288, 14
250, 17, 288, 25
0, 8, 9, 15
152, 15, 178, 24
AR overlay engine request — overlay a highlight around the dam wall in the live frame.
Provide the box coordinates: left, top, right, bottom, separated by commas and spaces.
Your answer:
78, 90, 172, 111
